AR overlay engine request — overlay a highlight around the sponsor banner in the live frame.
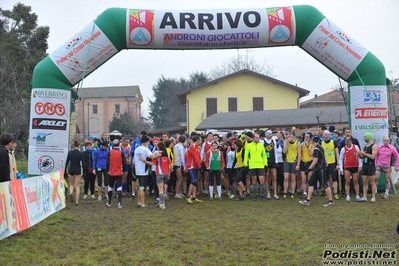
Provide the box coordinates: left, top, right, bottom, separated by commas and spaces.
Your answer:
28, 89, 71, 175
301, 19, 368, 79
49, 22, 118, 85
354, 107, 388, 119
0, 171, 66, 240
350, 85, 388, 147
126, 7, 296, 49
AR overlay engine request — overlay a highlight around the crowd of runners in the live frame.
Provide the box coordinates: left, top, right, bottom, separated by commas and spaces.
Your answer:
64, 126, 399, 209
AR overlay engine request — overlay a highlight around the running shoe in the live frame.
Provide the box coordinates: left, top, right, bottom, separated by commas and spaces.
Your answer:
91, 195, 96, 199
383, 192, 389, 199
355, 195, 362, 202
98, 195, 102, 201
334, 194, 339, 200
299, 200, 310, 206
75, 201, 79, 206
106, 202, 111, 207
274, 195, 280, 200
230, 194, 235, 199
291, 194, 294, 199
215, 194, 219, 199
174, 194, 183, 199
187, 198, 193, 204
370, 197, 376, 203
209, 197, 213, 201
159, 204, 166, 209
359, 197, 367, 202
118, 202, 122, 209
346, 195, 350, 202
218, 196, 222, 200
194, 198, 203, 203
236, 195, 244, 201
83, 194, 88, 199
227, 192, 231, 198
323, 201, 334, 207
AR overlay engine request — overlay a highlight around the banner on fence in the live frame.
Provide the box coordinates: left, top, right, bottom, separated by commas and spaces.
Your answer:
0, 171, 65, 240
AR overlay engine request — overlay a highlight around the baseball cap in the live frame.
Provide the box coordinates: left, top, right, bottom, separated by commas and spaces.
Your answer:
265, 130, 272, 136
113, 139, 119, 145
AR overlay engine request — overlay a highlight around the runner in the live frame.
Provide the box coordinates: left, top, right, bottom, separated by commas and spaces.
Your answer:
65, 141, 85, 206
321, 130, 340, 200
152, 141, 172, 209
375, 136, 399, 199
299, 131, 313, 198
358, 132, 377, 202
244, 132, 268, 201
94, 140, 109, 201
339, 137, 362, 202
185, 136, 204, 204
263, 130, 279, 200
204, 142, 226, 200
283, 130, 301, 199
106, 139, 126, 208
299, 135, 334, 207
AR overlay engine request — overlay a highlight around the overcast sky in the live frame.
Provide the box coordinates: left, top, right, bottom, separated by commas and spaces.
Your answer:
4, 0, 398, 116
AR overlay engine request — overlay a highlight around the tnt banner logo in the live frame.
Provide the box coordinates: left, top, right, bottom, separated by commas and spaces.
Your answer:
322, 243, 397, 265
128, 9, 154, 46
267, 6, 295, 45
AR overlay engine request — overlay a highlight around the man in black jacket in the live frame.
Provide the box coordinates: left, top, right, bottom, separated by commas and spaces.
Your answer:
0, 133, 13, 182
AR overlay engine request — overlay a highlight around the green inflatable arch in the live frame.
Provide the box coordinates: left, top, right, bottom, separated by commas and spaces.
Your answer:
30, 5, 389, 192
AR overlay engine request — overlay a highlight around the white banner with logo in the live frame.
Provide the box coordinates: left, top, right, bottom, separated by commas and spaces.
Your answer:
126, 7, 296, 49
350, 85, 389, 148
28, 89, 71, 176
301, 19, 368, 80
0, 171, 65, 240
49, 22, 118, 85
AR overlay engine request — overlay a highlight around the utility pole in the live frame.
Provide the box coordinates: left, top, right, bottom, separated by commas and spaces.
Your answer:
87, 102, 90, 136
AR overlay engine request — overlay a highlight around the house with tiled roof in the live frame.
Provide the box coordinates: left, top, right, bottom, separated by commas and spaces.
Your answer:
73, 86, 143, 138
178, 69, 310, 133
300, 90, 347, 108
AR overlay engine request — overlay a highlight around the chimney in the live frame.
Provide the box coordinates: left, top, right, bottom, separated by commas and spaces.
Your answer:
314, 94, 318, 98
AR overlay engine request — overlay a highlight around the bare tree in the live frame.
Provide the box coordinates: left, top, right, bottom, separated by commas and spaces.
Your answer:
209, 50, 275, 80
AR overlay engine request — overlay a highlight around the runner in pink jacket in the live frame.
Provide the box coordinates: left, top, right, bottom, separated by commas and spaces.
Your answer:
374, 136, 399, 199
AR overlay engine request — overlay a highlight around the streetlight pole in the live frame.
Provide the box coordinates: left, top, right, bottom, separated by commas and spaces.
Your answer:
387, 71, 395, 131
87, 102, 90, 136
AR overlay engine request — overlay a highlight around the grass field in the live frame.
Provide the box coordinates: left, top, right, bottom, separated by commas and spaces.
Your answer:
1, 184, 398, 266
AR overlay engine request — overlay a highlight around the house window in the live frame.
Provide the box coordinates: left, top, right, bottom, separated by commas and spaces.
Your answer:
92, 105, 98, 114
115, 104, 120, 114
228, 97, 237, 112
253, 97, 264, 111
206, 98, 217, 117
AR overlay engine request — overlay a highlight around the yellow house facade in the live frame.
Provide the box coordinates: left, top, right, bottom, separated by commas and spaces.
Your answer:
179, 69, 309, 133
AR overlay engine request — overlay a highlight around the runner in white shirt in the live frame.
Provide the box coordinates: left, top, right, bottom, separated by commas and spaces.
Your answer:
173, 135, 187, 198
133, 135, 161, 207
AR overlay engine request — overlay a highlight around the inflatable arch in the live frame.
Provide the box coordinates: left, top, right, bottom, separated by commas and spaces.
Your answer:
29, 5, 388, 176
